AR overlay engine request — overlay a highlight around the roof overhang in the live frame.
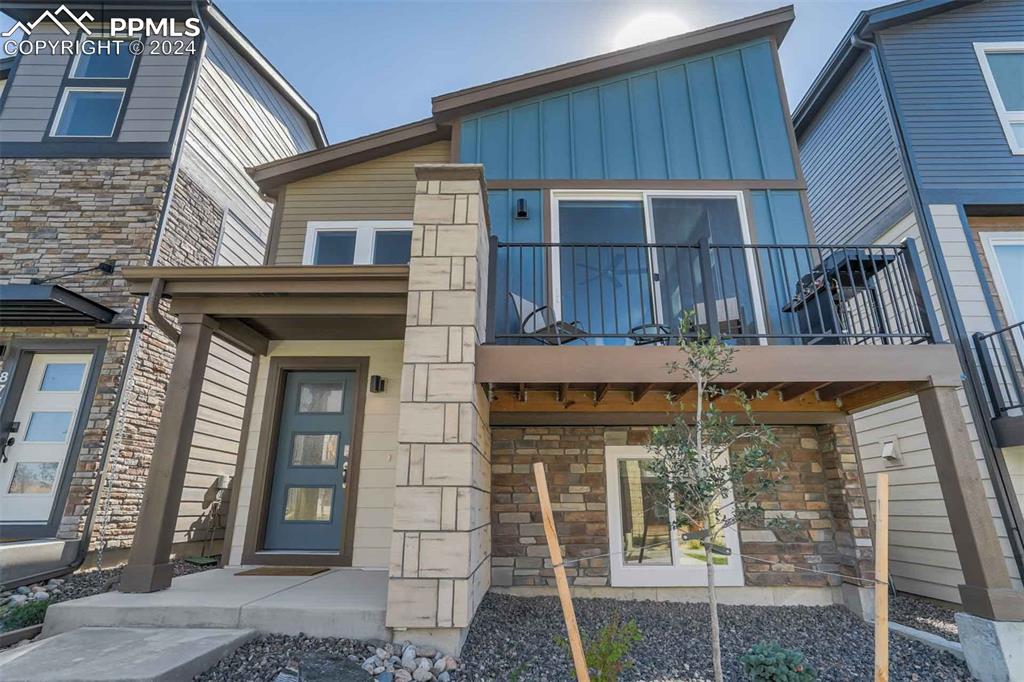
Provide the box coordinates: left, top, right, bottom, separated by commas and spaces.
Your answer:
792, 0, 983, 137
0, 284, 118, 327
249, 119, 446, 197
431, 5, 795, 122
122, 266, 411, 349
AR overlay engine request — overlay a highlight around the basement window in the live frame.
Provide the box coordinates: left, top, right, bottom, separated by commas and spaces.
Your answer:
976, 42, 1024, 154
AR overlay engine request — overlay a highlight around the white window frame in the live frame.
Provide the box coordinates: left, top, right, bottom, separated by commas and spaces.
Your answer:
302, 220, 413, 265
68, 32, 136, 80
604, 445, 744, 587
975, 42, 1024, 155
979, 231, 1024, 326
49, 87, 126, 138
549, 189, 767, 343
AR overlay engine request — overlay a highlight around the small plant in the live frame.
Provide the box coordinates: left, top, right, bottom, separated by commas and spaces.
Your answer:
558, 614, 642, 681
739, 642, 816, 681
1, 599, 49, 631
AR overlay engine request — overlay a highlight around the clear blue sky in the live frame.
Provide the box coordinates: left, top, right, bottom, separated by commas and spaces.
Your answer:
2, 1, 872, 144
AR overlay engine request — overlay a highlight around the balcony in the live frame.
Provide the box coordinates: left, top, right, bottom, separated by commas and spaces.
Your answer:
975, 322, 1024, 447
486, 239, 939, 346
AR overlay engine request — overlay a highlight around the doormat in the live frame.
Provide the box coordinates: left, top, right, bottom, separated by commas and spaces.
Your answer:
235, 566, 328, 577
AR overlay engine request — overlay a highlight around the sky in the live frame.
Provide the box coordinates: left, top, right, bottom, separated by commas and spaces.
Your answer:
1, 0, 872, 144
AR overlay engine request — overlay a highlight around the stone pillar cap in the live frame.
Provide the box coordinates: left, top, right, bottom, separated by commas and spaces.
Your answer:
414, 163, 485, 183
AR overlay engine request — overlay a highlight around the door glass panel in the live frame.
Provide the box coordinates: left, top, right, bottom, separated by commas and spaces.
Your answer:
24, 412, 73, 442
650, 197, 756, 341
617, 459, 671, 565
284, 486, 333, 522
40, 363, 86, 391
314, 231, 356, 265
291, 433, 340, 467
558, 200, 653, 344
8, 462, 59, 494
993, 243, 1024, 321
373, 231, 413, 264
298, 383, 345, 413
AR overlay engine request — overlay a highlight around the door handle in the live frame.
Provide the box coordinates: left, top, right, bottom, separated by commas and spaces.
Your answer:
341, 460, 349, 488
0, 436, 14, 464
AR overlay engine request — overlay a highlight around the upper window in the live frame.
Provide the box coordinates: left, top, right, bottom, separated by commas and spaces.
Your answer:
976, 43, 1024, 154
51, 89, 125, 137
303, 221, 413, 265
70, 37, 136, 79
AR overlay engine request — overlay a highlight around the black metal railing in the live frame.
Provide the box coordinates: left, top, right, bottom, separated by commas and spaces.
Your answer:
486, 238, 940, 346
975, 321, 1024, 419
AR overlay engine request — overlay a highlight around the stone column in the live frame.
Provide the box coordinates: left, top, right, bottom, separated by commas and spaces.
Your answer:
120, 314, 217, 593
386, 164, 492, 653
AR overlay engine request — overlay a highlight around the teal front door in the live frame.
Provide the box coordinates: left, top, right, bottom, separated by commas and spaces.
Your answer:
263, 370, 356, 552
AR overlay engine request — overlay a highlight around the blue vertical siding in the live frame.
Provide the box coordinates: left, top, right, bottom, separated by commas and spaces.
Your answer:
460, 39, 796, 181
879, 0, 1024, 192
797, 52, 911, 244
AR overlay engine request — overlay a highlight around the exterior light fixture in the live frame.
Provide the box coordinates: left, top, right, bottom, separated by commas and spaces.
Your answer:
370, 375, 386, 393
515, 198, 528, 220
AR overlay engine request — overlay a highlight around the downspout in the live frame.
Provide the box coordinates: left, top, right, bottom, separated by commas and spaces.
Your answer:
851, 33, 1024, 583
8, 1, 210, 588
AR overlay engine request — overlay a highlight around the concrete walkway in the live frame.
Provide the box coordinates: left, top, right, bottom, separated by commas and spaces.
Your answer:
43, 567, 388, 641
0, 627, 255, 681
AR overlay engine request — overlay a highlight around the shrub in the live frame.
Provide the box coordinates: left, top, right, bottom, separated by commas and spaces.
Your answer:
558, 614, 642, 681
1, 599, 49, 631
739, 642, 816, 681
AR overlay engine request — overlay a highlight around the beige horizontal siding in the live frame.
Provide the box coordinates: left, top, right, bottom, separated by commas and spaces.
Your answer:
271, 141, 451, 265
850, 209, 1022, 604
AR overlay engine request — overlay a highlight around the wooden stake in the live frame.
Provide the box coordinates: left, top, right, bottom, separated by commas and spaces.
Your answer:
874, 473, 889, 682
534, 462, 590, 682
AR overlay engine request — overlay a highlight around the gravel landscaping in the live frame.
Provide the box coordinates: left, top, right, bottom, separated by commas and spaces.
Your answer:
195, 634, 367, 682
456, 593, 973, 681
890, 592, 959, 642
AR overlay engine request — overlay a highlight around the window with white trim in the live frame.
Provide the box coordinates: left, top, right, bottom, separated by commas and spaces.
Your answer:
604, 445, 744, 587
303, 221, 413, 265
975, 42, 1024, 154
51, 33, 134, 139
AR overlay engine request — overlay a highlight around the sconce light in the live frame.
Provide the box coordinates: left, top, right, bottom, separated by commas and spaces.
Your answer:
370, 375, 386, 393
515, 197, 529, 220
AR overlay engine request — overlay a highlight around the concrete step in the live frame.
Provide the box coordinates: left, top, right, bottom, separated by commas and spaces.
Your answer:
0, 626, 256, 681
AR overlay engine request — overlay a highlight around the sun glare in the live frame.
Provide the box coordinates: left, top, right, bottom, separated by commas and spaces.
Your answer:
614, 13, 690, 50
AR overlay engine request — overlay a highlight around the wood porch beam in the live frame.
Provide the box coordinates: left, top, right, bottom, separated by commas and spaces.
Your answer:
778, 381, 831, 402
817, 381, 877, 403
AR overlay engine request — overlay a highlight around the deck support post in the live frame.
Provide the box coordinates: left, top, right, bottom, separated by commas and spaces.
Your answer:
120, 314, 217, 593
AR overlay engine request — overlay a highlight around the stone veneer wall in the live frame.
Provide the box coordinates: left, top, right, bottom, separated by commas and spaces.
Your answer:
0, 159, 234, 551
490, 424, 872, 589
0, 158, 170, 542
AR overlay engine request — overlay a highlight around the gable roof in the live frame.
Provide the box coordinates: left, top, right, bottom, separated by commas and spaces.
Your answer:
792, 0, 983, 137
251, 5, 795, 194
1, 0, 326, 147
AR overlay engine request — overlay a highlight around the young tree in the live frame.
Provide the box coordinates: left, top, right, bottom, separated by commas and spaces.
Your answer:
647, 319, 786, 682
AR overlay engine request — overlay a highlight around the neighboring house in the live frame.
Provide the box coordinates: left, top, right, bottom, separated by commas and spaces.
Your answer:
41, 5, 1020, 670
794, 0, 1024, 605
0, 0, 325, 583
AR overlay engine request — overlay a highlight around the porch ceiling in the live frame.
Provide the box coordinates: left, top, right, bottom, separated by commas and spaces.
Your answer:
478, 344, 962, 417
122, 265, 410, 347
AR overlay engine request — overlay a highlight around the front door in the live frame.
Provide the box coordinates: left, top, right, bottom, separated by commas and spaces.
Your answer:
263, 370, 356, 553
0, 353, 93, 523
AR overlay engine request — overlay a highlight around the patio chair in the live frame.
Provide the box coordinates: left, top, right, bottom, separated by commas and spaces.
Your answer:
509, 292, 587, 345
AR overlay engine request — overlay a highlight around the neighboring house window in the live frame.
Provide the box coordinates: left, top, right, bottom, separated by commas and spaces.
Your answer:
979, 231, 1024, 324
975, 43, 1024, 154
604, 446, 744, 587
50, 34, 134, 138
303, 221, 413, 265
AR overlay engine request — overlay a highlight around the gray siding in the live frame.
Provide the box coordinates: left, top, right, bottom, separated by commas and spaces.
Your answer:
798, 52, 910, 244
0, 27, 69, 143
879, 0, 1024, 192
179, 28, 318, 259
117, 40, 194, 143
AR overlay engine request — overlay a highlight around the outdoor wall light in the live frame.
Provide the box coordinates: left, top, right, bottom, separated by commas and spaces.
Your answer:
515, 197, 529, 220
370, 375, 386, 393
